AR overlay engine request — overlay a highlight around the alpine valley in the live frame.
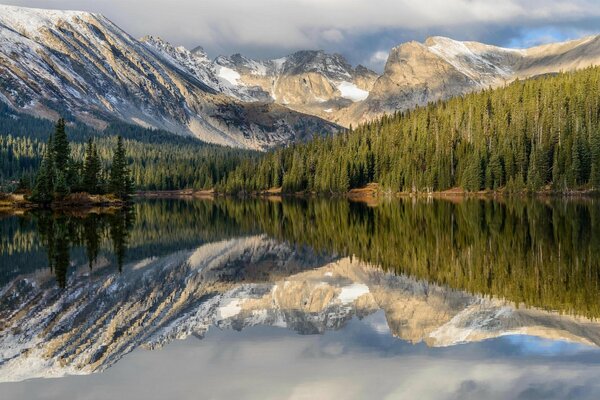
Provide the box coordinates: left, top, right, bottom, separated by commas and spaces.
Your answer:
3, 4, 600, 150
3, 2, 600, 398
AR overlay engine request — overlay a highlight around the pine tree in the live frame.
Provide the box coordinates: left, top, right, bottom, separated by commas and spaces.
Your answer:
52, 118, 70, 174
462, 152, 482, 192
591, 130, 600, 189
31, 135, 56, 204
83, 138, 102, 194
54, 171, 70, 198
109, 136, 134, 199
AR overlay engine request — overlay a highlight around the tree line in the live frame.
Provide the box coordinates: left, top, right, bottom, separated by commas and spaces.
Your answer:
0, 104, 257, 192
219, 66, 600, 194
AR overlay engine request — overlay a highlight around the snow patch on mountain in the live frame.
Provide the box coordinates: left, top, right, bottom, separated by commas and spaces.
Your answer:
217, 66, 242, 86
337, 283, 370, 304
0, 5, 95, 36
217, 298, 245, 319
337, 81, 369, 102
425, 36, 521, 86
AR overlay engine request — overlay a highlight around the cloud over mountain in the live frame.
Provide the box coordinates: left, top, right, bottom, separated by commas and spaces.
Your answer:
3, 0, 600, 70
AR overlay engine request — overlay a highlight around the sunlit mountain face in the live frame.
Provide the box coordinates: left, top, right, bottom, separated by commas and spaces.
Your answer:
1, 198, 600, 398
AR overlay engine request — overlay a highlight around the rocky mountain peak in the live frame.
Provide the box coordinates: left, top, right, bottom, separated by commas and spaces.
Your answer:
191, 45, 210, 59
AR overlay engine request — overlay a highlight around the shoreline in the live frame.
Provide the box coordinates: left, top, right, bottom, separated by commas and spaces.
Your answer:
0, 193, 127, 215
133, 186, 600, 200
3, 186, 598, 214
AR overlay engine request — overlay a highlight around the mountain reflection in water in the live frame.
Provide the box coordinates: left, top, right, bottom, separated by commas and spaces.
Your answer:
1, 197, 600, 391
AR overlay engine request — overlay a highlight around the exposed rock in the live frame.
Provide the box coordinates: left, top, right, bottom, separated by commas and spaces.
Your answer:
337, 35, 600, 126
0, 5, 338, 150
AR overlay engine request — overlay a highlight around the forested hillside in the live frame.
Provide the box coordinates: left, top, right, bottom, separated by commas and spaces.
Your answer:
221, 67, 600, 194
4, 67, 600, 194
0, 104, 257, 191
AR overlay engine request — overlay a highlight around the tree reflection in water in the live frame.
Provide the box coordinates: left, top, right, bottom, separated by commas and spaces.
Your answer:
34, 208, 135, 287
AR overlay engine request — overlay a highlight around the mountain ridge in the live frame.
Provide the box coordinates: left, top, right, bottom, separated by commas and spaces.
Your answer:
338, 33, 600, 126
2, 4, 600, 148
0, 4, 338, 150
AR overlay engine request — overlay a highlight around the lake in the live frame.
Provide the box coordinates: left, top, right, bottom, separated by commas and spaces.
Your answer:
1, 197, 600, 399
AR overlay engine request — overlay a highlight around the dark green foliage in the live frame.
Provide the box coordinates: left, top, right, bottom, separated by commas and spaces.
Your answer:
52, 118, 69, 173
590, 130, 600, 189
82, 138, 102, 194
26, 120, 136, 202
30, 135, 56, 204
0, 106, 257, 192
109, 136, 134, 199
221, 67, 600, 193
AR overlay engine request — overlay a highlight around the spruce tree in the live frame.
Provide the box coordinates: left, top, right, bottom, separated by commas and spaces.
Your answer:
83, 138, 102, 194
31, 135, 56, 204
109, 136, 134, 199
52, 118, 70, 174
54, 171, 70, 199
591, 130, 600, 189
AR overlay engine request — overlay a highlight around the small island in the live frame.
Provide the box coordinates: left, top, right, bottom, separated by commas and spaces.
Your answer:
0, 118, 134, 212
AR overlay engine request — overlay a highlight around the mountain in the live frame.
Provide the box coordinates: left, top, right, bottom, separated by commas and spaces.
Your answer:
3, 5, 600, 149
2, 235, 600, 382
339, 35, 600, 126
142, 35, 378, 123
136, 33, 600, 128
213, 50, 378, 120
0, 5, 338, 150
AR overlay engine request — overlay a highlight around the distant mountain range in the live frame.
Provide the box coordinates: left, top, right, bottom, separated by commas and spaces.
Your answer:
2, 4, 600, 149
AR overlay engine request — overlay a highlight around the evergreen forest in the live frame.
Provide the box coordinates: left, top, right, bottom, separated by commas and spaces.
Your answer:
4, 67, 600, 195
220, 67, 600, 194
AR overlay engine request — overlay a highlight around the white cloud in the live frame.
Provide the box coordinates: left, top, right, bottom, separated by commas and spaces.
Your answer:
369, 51, 389, 68
322, 28, 344, 43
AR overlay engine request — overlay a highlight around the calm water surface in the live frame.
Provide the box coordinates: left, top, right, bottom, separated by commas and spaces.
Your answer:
1, 198, 600, 399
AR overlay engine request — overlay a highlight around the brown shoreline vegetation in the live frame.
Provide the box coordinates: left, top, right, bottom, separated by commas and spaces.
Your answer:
3, 183, 598, 214
0, 192, 125, 215
138, 183, 600, 204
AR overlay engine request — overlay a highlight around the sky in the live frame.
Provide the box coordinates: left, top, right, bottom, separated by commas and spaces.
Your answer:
3, 0, 600, 71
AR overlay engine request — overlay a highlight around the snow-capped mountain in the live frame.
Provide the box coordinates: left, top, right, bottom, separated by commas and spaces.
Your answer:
213, 50, 378, 120
144, 35, 379, 122
0, 5, 337, 150
137, 33, 600, 128
2, 234, 600, 382
3, 5, 600, 147
339, 35, 600, 126
141, 36, 273, 103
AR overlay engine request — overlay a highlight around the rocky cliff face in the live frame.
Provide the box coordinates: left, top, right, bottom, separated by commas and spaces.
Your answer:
0, 5, 338, 150
2, 234, 600, 383
212, 50, 378, 121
